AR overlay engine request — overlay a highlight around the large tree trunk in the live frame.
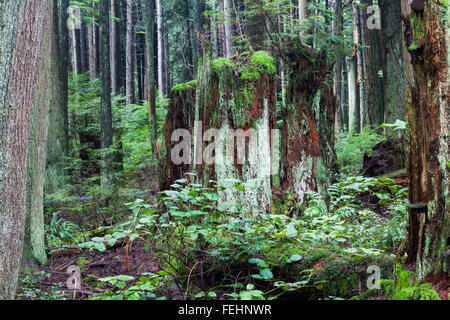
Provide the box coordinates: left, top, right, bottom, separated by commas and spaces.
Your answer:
0, 0, 51, 299
280, 46, 332, 204
46, 0, 67, 195
360, 0, 384, 128
379, 0, 406, 138
24, 0, 60, 268
194, 52, 277, 213
163, 83, 197, 190
404, 0, 450, 282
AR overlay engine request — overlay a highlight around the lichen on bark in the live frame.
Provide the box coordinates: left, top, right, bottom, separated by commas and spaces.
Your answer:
193, 50, 277, 214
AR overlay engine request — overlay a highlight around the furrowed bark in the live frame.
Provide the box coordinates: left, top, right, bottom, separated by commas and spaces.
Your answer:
24, 0, 60, 267
0, 0, 51, 299
404, 0, 450, 282
380, 0, 406, 137
99, 0, 115, 197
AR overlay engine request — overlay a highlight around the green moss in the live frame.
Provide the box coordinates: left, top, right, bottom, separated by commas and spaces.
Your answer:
172, 80, 197, 92
211, 57, 232, 69
262, 243, 394, 298
239, 51, 276, 81
410, 12, 427, 48
250, 51, 276, 74
240, 65, 261, 81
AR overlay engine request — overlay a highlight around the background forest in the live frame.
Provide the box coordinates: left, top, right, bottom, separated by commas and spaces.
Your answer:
0, 0, 448, 301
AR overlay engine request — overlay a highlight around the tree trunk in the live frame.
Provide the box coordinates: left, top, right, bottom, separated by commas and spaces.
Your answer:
163, 83, 197, 189
24, 0, 59, 268
348, 0, 361, 133
211, 0, 219, 59
110, 0, 120, 95
347, 55, 360, 133
59, 0, 70, 155
72, 28, 83, 75
404, 0, 450, 282
156, 0, 164, 95
88, 20, 97, 80
332, 0, 345, 131
99, 0, 115, 197
223, 0, 234, 57
194, 51, 277, 213
80, 21, 89, 74
126, 0, 136, 105
0, 0, 51, 299
46, 0, 68, 195
380, 0, 406, 138
280, 48, 329, 204
360, 0, 384, 128
163, 8, 170, 95
144, 0, 160, 161
193, 0, 204, 71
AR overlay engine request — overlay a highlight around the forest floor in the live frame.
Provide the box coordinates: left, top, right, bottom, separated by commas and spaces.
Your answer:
15, 139, 449, 300
16, 187, 449, 301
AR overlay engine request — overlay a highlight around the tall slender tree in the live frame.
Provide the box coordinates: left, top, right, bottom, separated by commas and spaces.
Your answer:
223, 0, 234, 57
59, 0, 70, 156
144, 0, 160, 160
126, 0, 136, 105
99, 0, 115, 197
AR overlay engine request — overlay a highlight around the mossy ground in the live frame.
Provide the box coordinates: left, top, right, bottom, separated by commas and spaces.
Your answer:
260, 242, 394, 298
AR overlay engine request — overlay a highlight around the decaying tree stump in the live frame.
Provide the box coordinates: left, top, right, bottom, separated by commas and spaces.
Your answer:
163, 81, 197, 190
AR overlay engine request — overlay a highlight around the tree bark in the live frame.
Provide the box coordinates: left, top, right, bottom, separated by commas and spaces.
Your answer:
156, 0, 164, 95
194, 52, 277, 213
126, 0, 136, 105
144, 0, 160, 161
24, 0, 60, 268
0, 0, 51, 299
59, 0, 70, 155
360, 0, 384, 128
280, 47, 330, 204
404, 0, 450, 282
110, 0, 120, 95
223, 0, 234, 57
99, 0, 115, 197
163, 84, 197, 189
46, 0, 67, 195
380, 0, 406, 138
